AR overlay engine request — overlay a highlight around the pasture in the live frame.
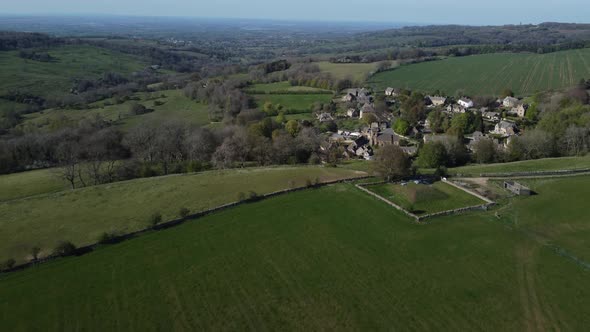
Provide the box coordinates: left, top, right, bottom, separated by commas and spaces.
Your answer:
370, 48, 590, 96
317, 61, 384, 82
496, 176, 590, 262
245, 81, 333, 94
449, 155, 590, 176
20, 89, 210, 131
0, 45, 147, 99
0, 166, 366, 263
1, 181, 589, 330
365, 181, 485, 215
252, 93, 334, 112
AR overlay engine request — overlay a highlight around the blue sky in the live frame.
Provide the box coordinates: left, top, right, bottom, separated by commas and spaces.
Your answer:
3, 0, 590, 25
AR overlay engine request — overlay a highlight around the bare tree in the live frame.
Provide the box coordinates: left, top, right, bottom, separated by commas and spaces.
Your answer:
56, 140, 81, 189
372, 145, 411, 182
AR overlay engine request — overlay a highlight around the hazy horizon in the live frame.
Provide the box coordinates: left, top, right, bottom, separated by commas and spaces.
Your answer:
2, 0, 590, 26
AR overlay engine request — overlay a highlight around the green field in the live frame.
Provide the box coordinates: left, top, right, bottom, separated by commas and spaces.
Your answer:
253, 94, 334, 112
370, 48, 590, 96
20, 89, 210, 132
497, 176, 590, 262
246, 81, 333, 94
0, 45, 147, 99
365, 181, 485, 214
0, 169, 68, 202
449, 155, 590, 176
1, 179, 589, 330
0, 166, 365, 262
317, 61, 384, 82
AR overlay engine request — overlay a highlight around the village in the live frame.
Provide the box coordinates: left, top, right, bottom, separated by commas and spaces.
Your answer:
318, 86, 530, 162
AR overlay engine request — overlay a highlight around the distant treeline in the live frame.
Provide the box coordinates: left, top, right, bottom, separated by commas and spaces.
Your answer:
0, 31, 64, 50
327, 23, 590, 63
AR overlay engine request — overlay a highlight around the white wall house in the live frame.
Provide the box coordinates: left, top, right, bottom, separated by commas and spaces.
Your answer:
458, 98, 474, 108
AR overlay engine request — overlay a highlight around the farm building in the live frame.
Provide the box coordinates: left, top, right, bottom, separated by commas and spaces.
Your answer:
504, 181, 532, 196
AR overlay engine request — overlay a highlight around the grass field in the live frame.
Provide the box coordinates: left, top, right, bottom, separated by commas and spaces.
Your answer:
449, 155, 590, 176
365, 181, 485, 215
1, 181, 589, 330
245, 81, 333, 94
20, 89, 210, 131
253, 94, 334, 112
497, 176, 590, 262
0, 45, 147, 99
0, 169, 67, 202
370, 48, 590, 96
0, 166, 366, 263
317, 61, 384, 82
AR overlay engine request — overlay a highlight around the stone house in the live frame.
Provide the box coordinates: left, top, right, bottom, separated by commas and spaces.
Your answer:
428, 96, 447, 106
347, 108, 360, 118
503, 96, 520, 108
493, 121, 518, 136
509, 104, 528, 118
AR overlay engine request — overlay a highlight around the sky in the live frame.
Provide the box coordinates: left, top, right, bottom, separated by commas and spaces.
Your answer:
2, 0, 590, 25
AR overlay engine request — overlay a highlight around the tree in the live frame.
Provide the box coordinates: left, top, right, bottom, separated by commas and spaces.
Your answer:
502, 88, 514, 98
416, 142, 448, 168
561, 125, 589, 156
128, 103, 152, 115
1, 258, 16, 271
285, 120, 300, 137
30, 246, 41, 261
472, 139, 498, 164
427, 110, 445, 133
393, 119, 410, 136
179, 207, 190, 218
371, 145, 411, 181
362, 113, 378, 125
149, 212, 163, 227
53, 241, 77, 257
212, 130, 249, 168
56, 140, 81, 189
401, 92, 425, 126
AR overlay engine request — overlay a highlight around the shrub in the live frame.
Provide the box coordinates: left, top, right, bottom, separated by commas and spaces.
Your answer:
53, 241, 77, 257
97, 232, 119, 245
305, 179, 313, 188
149, 212, 163, 227
1, 258, 16, 271
30, 246, 41, 261
247, 191, 259, 201
179, 207, 190, 218
434, 166, 448, 178
237, 192, 246, 201
308, 153, 321, 165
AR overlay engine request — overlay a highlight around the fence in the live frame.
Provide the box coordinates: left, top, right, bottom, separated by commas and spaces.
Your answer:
1, 175, 371, 274
355, 179, 496, 223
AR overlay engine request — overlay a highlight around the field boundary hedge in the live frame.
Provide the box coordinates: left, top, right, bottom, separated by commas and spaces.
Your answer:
0, 175, 370, 275
356, 179, 496, 223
